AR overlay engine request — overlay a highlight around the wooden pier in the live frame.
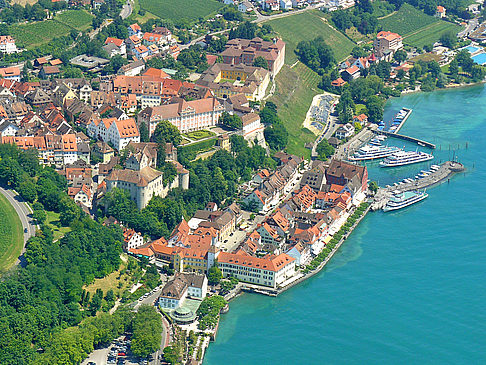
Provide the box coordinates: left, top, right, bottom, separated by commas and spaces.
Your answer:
371, 161, 464, 211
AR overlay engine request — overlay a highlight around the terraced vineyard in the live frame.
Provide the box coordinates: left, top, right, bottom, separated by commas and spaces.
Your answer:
269, 62, 322, 158
139, 0, 224, 21
265, 10, 356, 64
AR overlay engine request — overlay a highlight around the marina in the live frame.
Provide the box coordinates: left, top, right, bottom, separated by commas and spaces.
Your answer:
371, 160, 465, 211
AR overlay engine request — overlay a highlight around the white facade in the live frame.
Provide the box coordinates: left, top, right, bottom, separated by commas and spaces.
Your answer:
218, 253, 296, 289
0, 122, 19, 137
87, 118, 140, 151
0, 36, 18, 54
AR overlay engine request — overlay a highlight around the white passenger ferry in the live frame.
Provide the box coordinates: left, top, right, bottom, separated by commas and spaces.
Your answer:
379, 150, 434, 167
349, 145, 400, 161
383, 190, 428, 212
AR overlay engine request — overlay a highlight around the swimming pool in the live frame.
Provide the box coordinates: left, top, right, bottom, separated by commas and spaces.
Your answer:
464, 45, 481, 54
472, 52, 486, 65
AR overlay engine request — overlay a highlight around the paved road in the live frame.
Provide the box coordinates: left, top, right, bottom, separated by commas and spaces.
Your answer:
0, 185, 36, 265
120, 0, 133, 20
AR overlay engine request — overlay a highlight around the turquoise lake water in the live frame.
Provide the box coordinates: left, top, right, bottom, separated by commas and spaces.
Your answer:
204, 85, 486, 364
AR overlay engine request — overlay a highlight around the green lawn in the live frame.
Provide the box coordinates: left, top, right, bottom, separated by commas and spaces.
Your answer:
139, 0, 224, 21
265, 10, 356, 64
46, 210, 71, 242
403, 21, 463, 48
10, 10, 93, 49
269, 62, 322, 158
0, 193, 23, 273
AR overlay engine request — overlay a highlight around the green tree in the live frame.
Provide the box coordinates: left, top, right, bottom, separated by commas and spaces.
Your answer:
252, 56, 269, 70
440, 31, 457, 49
219, 112, 242, 130
131, 305, 163, 357
393, 49, 407, 64
368, 181, 378, 194
152, 120, 182, 146
316, 139, 334, 161
139, 122, 149, 142
449, 59, 459, 77
365, 95, 384, 123
264, 123, 288, 151
208, 266, 222, 285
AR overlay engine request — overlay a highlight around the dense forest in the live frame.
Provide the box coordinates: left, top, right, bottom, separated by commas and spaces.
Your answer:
0, 144, 126, 364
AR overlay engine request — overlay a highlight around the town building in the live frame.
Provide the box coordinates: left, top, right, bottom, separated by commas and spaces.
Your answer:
335, 123, 355, 139
220, 37, 286, 76
0, 67, 20, 82
197, 63, 270, 101
0, 36, 19, 54
138, 97, 224, 135
87, 117, 140, 150
159, 272, 208, 309
123, 228, 144, 250
436, 5, 446, 18
217, 252, 296, 289
373, 31, 403, 60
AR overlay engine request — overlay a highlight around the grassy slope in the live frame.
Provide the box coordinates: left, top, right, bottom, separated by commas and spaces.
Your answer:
139, 0, 224, 21
10, 10, 93, 49
0, 193, 23, 273
270, 62, 322, 159
265, 10, 356, 64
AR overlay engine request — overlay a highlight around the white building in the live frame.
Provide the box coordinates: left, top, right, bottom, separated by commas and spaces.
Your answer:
105, 166, 168, 209
0, 120, 19, 137
138, 97, 224, 135
0, 36, 18, 54
217, 252, 296, 289
159, 272, 208, 309
335, 123, 355, 139
124, 228, 145, 249
87, 117, 140, 151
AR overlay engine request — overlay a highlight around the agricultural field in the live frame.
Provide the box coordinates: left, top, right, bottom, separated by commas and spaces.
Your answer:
10, 20, 72, 49
265, 10, 356, 64
378, 4, 464, 48
55, 9, 94, 31
10, 10, 93, 49
0, 193, 23, 274
269, 62, 322, 158
404, 21, 463, 48
378, 4, 439, 36
139, 0, 224, 22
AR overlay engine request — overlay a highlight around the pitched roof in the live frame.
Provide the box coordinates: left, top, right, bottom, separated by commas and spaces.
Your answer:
218, 252, 295, 272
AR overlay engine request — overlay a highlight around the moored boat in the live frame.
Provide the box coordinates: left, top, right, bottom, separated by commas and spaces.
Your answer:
380, 150, 434, 167
383, 190, 428, 212
349, 144, 400, 161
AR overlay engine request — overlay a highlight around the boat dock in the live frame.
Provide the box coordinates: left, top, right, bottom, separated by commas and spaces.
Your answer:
371, 161, 465, 211
391, 107, 412, 133
374, 130, 436, 149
